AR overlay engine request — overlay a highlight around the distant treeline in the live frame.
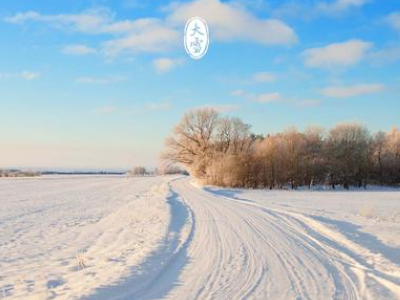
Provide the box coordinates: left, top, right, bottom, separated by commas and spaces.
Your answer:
0, 170, 127, 177
163, 108, 400, 189
0, 169, 40, 177
129, 165, 188, 176
42, 171, 125, 175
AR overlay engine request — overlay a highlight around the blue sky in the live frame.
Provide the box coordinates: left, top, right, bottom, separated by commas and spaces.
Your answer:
0, 0, 399, 169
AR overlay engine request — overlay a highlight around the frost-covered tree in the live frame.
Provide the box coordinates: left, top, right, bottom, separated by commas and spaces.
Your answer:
281, 127, 305, 189
303, 126, 325, 188
326, 123, 371, 189
386, 127, 400, 184
255, 135, 288, 189
163, 108, 220, 180
130, 166, 147, 176
164, 109, 399, 188
372, 131, 387, 185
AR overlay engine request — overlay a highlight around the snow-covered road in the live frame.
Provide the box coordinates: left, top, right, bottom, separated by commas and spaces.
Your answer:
157, 177, 400, 300
1, 176, 400, 299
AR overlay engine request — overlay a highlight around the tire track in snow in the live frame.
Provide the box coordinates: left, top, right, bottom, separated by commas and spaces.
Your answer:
83, 179, 196, 300
164, 178, 337, 299
231, 200, 400, 299
162, 178, 400, 300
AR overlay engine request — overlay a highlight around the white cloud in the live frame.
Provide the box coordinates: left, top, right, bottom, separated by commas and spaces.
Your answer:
231, 89, 282, 104
103, 0, 297, 56
6, 1, 296, 58
302, 39, 372, 69
321, 83, 385, 98
317, 0, 370, 14
4, 8, 113, 34
387, 12, 400, 32
20, 71, 40, 80
101, 21, 180, 56
230, 86, 323, 109
126, 102, 172, 115
273, 0, 369, 20
62, 44, 96, 55
5, 9, 180, 56
167, 0, 297, 45
222, 72, 277, 86
255, 92, 282, 103
252, 72, 276, 83
0, 71, 40, 81
153, 57, 185, 74
230, 89, 319, 108
4, 9, 174, 38
76, 76, 127, 84
5, 11, 39, 23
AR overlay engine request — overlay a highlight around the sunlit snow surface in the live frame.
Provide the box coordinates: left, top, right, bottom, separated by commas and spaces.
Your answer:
0, 175, 171, 299
1, 176, 400, 300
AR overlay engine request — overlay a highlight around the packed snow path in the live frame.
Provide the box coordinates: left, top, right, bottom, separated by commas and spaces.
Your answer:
155, 177, 400, 300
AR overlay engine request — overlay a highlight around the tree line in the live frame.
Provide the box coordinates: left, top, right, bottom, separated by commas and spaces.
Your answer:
163, 108, 400, 189
129, 165, 188, 176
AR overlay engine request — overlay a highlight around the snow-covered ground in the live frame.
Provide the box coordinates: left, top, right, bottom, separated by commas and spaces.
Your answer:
1, 176, 400, 299
0, 175, 174, 300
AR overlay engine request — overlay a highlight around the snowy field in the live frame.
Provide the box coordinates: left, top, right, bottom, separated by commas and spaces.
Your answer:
1, 176, 400, 299
0, 176, 173, 300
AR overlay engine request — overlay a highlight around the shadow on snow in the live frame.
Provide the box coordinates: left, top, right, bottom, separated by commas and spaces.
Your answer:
84, 184, 195, 300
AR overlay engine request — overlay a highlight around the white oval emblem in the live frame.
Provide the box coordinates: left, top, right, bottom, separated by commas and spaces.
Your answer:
184, 17, 209, 60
